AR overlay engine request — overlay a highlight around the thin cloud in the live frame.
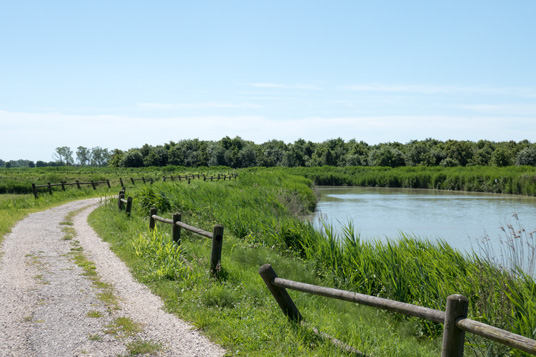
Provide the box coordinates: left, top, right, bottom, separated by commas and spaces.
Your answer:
457, 104, 536, 116
344, 84, 536, 97
137, 102, 262, 109
249, 83, 322, 90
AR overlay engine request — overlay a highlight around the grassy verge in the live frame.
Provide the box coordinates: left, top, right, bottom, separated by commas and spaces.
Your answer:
89, 170, 443, 355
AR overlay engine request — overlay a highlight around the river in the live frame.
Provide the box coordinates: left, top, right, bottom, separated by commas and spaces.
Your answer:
314, 186, 536, 262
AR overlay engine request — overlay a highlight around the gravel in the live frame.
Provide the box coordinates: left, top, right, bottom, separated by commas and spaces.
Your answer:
0, 198, 225, 356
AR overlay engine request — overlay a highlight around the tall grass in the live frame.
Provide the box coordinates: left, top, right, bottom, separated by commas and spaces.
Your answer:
288, 166, 536, 196
122, 168, 536, 355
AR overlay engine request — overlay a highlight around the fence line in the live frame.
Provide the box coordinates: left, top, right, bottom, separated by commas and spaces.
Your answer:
32, 180, 110, 198
259, 263, 536, 356
149, 207, 224, 276
30, 172, 238, 197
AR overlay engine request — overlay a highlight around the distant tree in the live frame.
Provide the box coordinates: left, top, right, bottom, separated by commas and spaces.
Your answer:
368, 145, 405, 167
5, 162, 11, 168
238, 145, 258, 167
108, 149, 124, 167
490, 146, 514, 167
28, 161, 35, 168
444, 140, 474, 166
90, 147, 109, 166
0, 159, 4, 167
207, 142, 227, 166
516, 145, 536, 166
54, 146, 74, 165
143, 146, 168, 167
168, 145, 185, 166
121, 149, 144, 167
36, 160, 46, 167
344, 140, 369, 166
76, 146, 91, 166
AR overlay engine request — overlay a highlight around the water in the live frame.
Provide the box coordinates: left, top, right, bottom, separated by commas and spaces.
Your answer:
314, 186, 536, 257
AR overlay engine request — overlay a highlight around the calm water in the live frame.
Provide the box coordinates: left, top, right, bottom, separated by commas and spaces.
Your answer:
314, 186, 536, 255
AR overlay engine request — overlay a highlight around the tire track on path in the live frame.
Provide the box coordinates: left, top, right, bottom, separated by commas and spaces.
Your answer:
0, 198, 225, 356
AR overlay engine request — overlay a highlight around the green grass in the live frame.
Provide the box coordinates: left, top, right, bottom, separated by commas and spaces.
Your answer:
89, 171, 442, 355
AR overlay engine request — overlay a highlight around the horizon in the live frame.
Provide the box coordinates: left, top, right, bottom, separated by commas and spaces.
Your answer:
1, 1, 535, 162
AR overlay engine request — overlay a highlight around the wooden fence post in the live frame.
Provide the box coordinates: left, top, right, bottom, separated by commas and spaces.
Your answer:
259, 264, 303, 322
142, 177, 146, 184
32, 183, 38, 199
149, 207, 157, 230
188, 178, 191, 184
61, 181, 66, 191
441, 294, 469, 357
120, 178, 124, 187
131, 178, 135, 185
172, 213, 181, 244
118, 191, 124, 210
210, 225, 224, 275
106, 179, 111, 188
48, 182, 52, 195
126, 197, 133, 216
76, 180, 81, 189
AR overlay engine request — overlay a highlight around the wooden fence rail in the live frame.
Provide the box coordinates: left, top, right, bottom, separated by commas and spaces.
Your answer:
259, 263, 536, 356
149, 207, 224, 276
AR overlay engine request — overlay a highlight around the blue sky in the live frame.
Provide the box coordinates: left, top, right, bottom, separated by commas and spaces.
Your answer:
1, 1, 535, 161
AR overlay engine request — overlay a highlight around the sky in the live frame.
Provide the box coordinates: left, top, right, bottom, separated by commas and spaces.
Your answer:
1, 1, 536, 162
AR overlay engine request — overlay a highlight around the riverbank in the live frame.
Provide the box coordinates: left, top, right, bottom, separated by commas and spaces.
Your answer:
88, 168, 535, 355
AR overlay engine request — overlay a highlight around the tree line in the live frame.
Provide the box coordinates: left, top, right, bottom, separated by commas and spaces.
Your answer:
2, 137, 536, 169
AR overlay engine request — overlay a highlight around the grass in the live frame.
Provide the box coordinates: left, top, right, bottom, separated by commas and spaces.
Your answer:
89, 172, 442, 355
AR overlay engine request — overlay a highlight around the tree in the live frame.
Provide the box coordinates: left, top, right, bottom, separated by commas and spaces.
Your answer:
28, 161, 35, 168
0, 159, 4, 167
54, 146, 74, 165
143, 146, 168, 167
368, 145, 405, 167
36, 160, 46, 167
516, 145, 536, 166
121, 150, 144, 167
90, 147, 109, 166
108, 149, 124, 167
76, 146, 91, 166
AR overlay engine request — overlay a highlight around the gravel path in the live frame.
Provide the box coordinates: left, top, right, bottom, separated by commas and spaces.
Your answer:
0, 198, 225, 356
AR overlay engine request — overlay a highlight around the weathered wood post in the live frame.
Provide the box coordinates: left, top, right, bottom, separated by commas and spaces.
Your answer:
76, 180, 81, 189
217, 174, 220, 180
142, 177, 146, 184
61, 181, 66, 191
203, 175, 206, 181
131, 178, 135, 185
162, 176, 166, 182
170, 175, 174, 181
48, 182, 52, 195
172, 213, 181, 244
32, 183, 38, 199
106, 179, 111, 188
210, 225, 224, 275
126, 197, 133, 216
91, 180, 96, 190
149, 207, 157, 230
120, 178, 124, 187
259, 264, 303, 322
118, 191, 124, 210
441, 294, 469, 357
178, 175, 182, 181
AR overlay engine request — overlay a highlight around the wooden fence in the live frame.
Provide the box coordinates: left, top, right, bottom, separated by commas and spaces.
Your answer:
149, 207, 224, 276
259, 263, 536, 356
32, 180, 110, 198
30, 172, 238, 197
117, 189, 133, 216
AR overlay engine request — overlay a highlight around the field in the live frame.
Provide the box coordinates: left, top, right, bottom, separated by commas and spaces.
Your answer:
2, 166, 536, 355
